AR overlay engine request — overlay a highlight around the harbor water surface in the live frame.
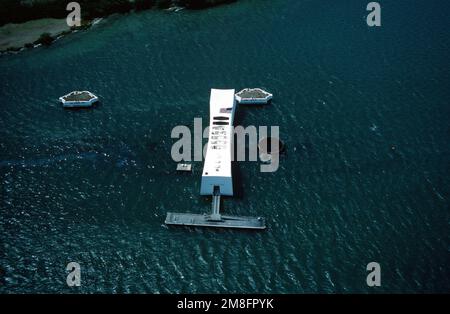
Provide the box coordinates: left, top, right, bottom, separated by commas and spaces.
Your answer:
1, 0, 449, 293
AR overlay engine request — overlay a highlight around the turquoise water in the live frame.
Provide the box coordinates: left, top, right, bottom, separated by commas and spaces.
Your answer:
1, 0, 449, 293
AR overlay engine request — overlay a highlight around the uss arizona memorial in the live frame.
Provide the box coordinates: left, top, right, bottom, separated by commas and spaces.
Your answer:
166, 88, 275, 230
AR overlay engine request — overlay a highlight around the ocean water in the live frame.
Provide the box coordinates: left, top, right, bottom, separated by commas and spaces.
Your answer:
0, 0, 449, 293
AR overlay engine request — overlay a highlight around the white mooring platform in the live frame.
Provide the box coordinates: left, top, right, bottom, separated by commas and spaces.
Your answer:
235, 88, 272, 105
59, 91, 98, 108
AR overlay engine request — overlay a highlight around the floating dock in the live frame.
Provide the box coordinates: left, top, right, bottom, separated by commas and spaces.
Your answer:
165, 89, 266, 230
165, 212, 266, 230
166, 187, 265, 229
176, 163, 192, 172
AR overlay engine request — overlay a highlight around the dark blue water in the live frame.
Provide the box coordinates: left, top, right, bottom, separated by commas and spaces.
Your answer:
1, 0, 449, 293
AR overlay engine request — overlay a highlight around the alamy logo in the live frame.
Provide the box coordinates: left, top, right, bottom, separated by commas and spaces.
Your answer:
66, 2, 81, 27
366, 262, 381, 287
66, 262, 81, 287
366, 2, 381, 27
171, 118, 281, 173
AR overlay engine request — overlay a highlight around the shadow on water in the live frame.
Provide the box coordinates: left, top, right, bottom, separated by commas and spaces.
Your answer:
0, 152, 98, 168
0, 137, 139, 170
60, 101, 103, 111
231, 102, 287, 200
231, 104, 248, 200
231, 160, 244, 199
165, 224, 264, 235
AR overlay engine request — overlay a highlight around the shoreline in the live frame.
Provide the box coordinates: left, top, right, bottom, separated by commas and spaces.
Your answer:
0, 18, 96, 55
0, 0, 237, 55
0, 1, 237, 26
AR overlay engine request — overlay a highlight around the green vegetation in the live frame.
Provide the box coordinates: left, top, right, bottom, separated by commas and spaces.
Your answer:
1, 0, 237, 26
34, 32, 54, 46
62, 92, 95, 101
5, 46, 21, 52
